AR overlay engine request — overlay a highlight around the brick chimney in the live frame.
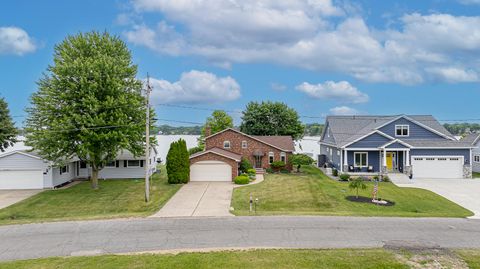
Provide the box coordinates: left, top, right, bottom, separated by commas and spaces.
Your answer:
205, 125, 211, 137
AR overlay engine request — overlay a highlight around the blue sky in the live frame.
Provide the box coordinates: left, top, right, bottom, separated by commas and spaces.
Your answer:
1, 0, 480, 127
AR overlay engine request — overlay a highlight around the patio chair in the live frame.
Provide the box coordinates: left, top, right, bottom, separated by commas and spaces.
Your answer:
348, 165, 354, 172
367, 166, 374, 173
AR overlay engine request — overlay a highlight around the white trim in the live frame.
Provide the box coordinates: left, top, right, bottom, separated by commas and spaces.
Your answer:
280, 152, 286, 163
105, 161, 116, 168
204, 128, 294, 152
395, 124, 410, 137
474, 155, 480, 163
341, 130, 395, 148
354, 152, 368, 168
344, 147, 380, 151
0, 150, 44, 160
189, 150, 241, 162
379, 139, 413, 149
126, 160, 141, 168
241, 140, 247, 149
319, 141, 338, 147
412, 146, 473, 149
268, 152, 274, 164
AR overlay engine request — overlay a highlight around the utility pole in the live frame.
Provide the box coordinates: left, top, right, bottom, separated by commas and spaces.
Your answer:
145, 73, 152, 202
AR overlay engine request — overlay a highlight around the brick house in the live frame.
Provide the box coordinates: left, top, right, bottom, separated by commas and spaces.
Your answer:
189, 128, 295, 181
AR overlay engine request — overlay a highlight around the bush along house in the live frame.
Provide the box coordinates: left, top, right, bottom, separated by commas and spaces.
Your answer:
189, 128, 295, 181
318, 115, 474, 179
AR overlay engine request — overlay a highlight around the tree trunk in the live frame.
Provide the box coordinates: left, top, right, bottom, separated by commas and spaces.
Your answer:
91, 167, 99, 189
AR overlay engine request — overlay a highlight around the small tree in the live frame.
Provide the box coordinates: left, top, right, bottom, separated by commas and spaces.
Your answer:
270, 161, 285, 172
290, 154, 314, 172
239, 157, 253, 173
0, 97, 18, 152
166, 139, 189, 184
188, 146, 203, 155
349, 178, 367, 199
198, 110, 233, 147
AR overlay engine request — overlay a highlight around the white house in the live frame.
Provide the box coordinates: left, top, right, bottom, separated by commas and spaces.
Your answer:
0, 148, 158, 190
462, 133, 480, 173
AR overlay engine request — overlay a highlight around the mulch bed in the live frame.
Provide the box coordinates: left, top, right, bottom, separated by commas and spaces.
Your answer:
345, 196, 395, 206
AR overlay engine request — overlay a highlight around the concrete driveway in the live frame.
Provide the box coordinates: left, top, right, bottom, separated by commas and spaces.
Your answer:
396, 178, 480, 218
152, 182, 234, 217
0, 190, 42, 209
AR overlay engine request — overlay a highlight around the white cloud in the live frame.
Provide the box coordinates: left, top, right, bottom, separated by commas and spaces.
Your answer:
123, 1, 480, 84
0, 26, 36, 55
149, 70, 241, 104
427, 67, 479, 83
329, 106, 359, 115
296, 81, 369, 104
458, 0, 480, 5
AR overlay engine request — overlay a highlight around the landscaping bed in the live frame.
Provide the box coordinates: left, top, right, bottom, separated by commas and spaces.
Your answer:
231, 166, 473, 217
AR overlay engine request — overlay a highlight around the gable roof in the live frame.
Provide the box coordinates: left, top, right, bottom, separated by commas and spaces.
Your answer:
461, 133, 480, 145
190, 147, 242, 161
323, 115, 457, 148
205, 128, 295, 152
0, 150, 44, 160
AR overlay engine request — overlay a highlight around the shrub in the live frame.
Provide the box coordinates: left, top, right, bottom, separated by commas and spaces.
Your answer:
166, 139, 190, 184
270, 161, 286, 172
290, 154, 314, 172
332, 168, 338, 177
339, 173, 350, 181
382, 175, 390, 182
266, 168, 274, 173
247, 168, 256, 176
234, 175, 250, 185
188, 146, 203, 155
239, 157, 253, 174
280, 169, 290, 174
373, 175, 379, 181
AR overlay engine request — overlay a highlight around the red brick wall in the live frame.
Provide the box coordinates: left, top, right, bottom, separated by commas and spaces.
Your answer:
190, 152, 238, 180
205, 129, 292, 170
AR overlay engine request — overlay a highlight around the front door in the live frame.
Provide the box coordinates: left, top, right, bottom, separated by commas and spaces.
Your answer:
254, 156, 262, 168
386, 152, 396, 171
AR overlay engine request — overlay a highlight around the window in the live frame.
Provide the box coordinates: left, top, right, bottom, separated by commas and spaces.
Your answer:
475, 155, 480, 163
395, 125, 409, 137
280, 152, 286, 163
337, 150, 340, 156
269, 152, 274, 164
60, 165, 69, 174
242, 140, 247, 149
105, 161, 116, 168
127, 160, 140, 167
354, 152, 368, 167
79, 161, 87, 169
223, 141, 231, 149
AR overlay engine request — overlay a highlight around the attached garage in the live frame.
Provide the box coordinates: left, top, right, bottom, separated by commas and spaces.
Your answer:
0, 170, 44, 189
411, 156, 464, 179
190, 161, 232, 182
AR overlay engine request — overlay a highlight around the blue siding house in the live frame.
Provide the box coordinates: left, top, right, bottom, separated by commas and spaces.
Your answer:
319, 115, 474, 179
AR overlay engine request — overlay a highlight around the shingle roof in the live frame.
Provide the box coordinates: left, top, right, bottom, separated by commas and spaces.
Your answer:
252, 135, 295, 152
324, 115, 457, 147
460, 133, 480, 145
405, 139, 472, 148
190, 147, 242, 161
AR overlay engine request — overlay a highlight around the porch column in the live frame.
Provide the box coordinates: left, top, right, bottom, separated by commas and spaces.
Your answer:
406, 150, 410, 166
343, 149, 348, 172
382, 148, 387, 174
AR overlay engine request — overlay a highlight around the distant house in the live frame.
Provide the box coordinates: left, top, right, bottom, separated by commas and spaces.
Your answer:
319, 115, 474, 179
189, 128, 295, 182
0, 148, 158, 190
461, 133, 480, 173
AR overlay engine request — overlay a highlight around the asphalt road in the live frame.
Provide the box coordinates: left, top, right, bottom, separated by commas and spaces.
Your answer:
1, 216, 480, 261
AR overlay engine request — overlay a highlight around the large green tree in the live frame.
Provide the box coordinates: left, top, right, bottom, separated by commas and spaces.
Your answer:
0, 97, 18, 151
198, 110, 233, 148
240, 101, 305, 140
25, 31, 152, 189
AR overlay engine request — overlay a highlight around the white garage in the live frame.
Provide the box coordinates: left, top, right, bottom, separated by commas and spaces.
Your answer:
190, 160, 232, 182
0, 170, 44, 190
411, 156, 464, 179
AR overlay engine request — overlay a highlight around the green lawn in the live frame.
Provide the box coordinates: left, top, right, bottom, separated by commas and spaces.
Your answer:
232, 166, 473, 217
473, 172, 480, 178
457, 250, 480, 269
0, 167, 181, 225
0, 249, 408, 269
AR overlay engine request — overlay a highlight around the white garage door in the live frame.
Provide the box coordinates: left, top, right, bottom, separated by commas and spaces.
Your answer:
411, 156, 463, 179
0, 170, 44, 189
190, 161, 232, 182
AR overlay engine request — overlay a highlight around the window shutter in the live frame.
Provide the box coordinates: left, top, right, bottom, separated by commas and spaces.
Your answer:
140, 160, 144, 167
116, 161, 119, 168
124, 160, 127, 167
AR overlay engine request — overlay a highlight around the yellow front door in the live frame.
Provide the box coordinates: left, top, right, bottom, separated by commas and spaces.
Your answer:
386, 153, 393, 170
